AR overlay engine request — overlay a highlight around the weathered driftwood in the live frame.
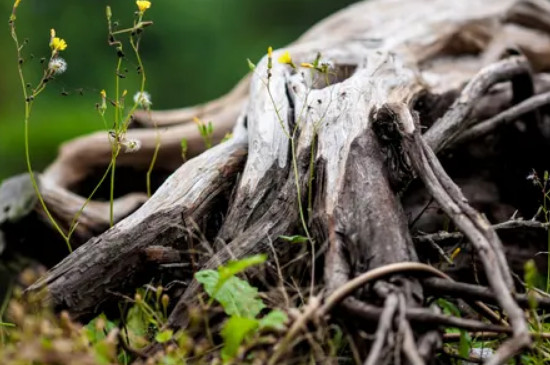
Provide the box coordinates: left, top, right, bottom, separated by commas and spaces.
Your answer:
9, 0, 550, 363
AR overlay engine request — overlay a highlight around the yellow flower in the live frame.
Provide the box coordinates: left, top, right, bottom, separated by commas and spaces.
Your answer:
136, 0, 151, 13
51, 37, 67, 52
278, 51, 292, 64
49, 29, 67, 52
278, 51, 296, 68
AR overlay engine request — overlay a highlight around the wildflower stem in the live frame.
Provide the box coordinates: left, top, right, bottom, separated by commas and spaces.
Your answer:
109, 145, 120, 227
115, 58, 123, 130
10, 19, 72, 252
131, 32, 159, 197
146, 128, 160, 198
67, 159, 115, 240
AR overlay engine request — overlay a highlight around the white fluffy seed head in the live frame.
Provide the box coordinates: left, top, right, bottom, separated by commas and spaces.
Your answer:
122, 138, 142, 153
48, 57, 67, 75
133, 91, 152, 108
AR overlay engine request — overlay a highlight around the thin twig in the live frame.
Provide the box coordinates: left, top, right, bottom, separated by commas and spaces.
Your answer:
443, 331, 550, 341
340, 296, 511, 334
425, 55, 530, 153
363, 294, 398, 365
415, 219, 550, 244
458, 91, 550, 144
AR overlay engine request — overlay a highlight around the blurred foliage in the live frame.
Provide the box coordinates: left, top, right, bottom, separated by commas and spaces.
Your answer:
0, 0, 357, 181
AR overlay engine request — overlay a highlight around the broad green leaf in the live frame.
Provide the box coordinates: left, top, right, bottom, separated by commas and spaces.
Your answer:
125, 305, 149, 348
196, 256, 268, 317
258, 310, 287, 331
196, 270, 265, 318
93, 340, 115, 365
279, 235, 309, 244
219, 254, 267, 282
221, 316, 259, 361
195, 269, 219, 296
458, 330, 472, 358
85, 313, 118, 343
155, 329, 173, 343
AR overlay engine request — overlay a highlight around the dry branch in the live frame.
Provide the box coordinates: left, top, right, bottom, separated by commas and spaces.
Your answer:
8, 0, 550, 363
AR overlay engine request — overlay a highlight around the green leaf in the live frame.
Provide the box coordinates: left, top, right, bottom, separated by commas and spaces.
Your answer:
279, 235, 309, 244
524, 259, 541, 310
124, 305, 149, 347
196, 270, 266, 318
220, 254, 267, 282
435, 298, 460, 317
524, 259, 538, 290
458, 330, 472, 358
258, 310, 287, 331
155, 329, 173, 343
195, 269, 219, 296
221, 316, 259, 361
247, 58, 256, 72
196, 255, 268, 317
85, 313, 118, 344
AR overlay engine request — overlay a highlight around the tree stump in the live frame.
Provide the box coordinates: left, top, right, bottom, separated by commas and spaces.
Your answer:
2, 0, 550, 363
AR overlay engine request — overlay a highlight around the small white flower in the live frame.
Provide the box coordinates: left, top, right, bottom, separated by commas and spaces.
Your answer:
48, 57, 67, 75
122, 138, 142, 153
133, 91, 152, 109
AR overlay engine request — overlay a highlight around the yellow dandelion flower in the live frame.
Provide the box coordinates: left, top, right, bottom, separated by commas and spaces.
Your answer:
278, 51, 296, 69
136, 0, 151, 13
50, 29, 67, 52
51, 37, 67, 52
278, 51, 292, 64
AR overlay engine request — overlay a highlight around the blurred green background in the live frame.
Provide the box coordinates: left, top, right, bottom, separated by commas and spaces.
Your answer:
0, 0, 358, 182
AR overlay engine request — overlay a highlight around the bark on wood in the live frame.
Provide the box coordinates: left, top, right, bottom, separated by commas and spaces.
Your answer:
5, 0, 550, 363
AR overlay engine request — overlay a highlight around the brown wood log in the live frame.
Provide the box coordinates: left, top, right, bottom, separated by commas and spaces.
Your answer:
9, 0, 550, 363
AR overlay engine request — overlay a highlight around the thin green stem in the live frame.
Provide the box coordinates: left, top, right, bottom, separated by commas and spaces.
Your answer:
266, 85, 290, 139
290, 140, 312, 242
109, 145, 120, 227
67, 160, 115, 239
10, 21, 71, 252
147, 130, 160, 198
114, 57, 123, 130
130, 33, 160, 197
307, 132, 317, 218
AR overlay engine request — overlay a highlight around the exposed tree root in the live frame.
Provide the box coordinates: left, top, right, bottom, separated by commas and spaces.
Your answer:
5, 0, 550, 363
